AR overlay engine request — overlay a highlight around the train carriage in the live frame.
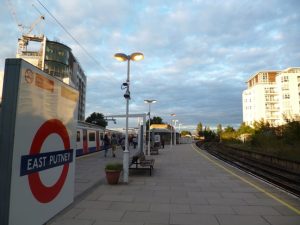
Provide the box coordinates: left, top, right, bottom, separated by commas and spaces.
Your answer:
76, 121, 105, 157
76, 121, 123, 157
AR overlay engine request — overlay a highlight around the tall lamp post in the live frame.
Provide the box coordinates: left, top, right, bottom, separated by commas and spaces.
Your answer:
173, 119, 178, 146
170, 113, 176, 148
114, 52, 144, 183
144, 99, 157, 155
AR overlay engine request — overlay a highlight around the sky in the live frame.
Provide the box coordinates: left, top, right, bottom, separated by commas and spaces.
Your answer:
1, 0, 300, 132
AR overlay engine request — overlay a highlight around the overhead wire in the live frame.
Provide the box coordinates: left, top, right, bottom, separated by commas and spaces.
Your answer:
36, 0, 115, 77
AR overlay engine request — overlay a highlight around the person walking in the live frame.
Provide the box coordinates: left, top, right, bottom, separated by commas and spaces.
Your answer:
120, 137, 125, 151
111, 134, 118, 157
103, 134, 110, 157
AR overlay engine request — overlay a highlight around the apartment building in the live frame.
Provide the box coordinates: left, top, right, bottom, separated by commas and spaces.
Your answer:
242, 68, 300, 126
276, 68, 300, 124
16, 34, 86, 121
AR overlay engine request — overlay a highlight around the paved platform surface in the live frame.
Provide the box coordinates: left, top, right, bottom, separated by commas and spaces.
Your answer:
47, 144, 300, 225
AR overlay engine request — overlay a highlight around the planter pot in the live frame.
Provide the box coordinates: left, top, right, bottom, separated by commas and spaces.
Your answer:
105, 170, 121, 185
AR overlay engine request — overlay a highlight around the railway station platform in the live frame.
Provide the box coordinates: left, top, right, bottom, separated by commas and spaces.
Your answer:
47, 144, 300, 225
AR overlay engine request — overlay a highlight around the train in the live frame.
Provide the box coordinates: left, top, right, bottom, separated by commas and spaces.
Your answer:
76, 121, 122, 157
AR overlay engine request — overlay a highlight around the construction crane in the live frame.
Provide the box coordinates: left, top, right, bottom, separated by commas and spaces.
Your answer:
6, 0, 45, 52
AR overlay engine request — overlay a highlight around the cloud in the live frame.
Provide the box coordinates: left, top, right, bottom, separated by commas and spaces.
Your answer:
1, 0, 300, 131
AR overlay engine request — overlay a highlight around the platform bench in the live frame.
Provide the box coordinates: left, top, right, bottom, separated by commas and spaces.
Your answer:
130, 152, 155, 176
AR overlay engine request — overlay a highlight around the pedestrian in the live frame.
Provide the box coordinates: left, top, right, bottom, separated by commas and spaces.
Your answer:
111, 134, 118, 157
132, 136, 137, 149
161, 135, 165, 149
120, 137, 125, 151
103, 134, 110, 157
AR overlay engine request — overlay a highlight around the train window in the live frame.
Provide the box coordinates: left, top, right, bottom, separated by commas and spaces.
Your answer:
76, 131, 80, 142
89, 132, 95, 142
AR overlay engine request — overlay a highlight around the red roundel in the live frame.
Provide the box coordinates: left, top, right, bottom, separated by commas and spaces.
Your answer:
28, 119, 71, 203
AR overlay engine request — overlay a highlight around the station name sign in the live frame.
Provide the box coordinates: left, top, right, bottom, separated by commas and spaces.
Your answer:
20, 149, 73, 176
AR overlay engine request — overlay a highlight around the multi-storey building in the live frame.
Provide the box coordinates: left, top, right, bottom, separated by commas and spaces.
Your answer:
276, 68, 300, 124
16, 34, 86, 121
243, 68, 300, 126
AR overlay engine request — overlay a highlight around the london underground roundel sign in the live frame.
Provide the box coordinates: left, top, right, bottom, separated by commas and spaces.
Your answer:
20, 119, 74, 203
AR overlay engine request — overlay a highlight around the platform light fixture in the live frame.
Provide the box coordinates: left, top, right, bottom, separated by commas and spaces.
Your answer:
144, 99, 157, 155
114, 52, 144, 183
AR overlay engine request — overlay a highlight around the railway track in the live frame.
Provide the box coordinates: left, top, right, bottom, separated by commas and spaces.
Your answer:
196, 142, 300, 198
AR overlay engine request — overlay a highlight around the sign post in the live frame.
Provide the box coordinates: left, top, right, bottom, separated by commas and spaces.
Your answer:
0, 59, 78, 225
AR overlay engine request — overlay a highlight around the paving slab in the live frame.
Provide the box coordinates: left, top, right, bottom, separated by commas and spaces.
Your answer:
216, 215, 270, 225
47, 144, 300, 225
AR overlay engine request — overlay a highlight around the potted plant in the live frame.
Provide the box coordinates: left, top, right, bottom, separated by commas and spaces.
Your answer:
105, 162, 123, 185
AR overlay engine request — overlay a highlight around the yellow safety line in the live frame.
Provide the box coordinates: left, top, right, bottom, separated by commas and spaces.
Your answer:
191, 144, 300, 215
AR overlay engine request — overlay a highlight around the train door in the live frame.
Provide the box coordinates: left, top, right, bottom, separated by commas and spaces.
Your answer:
100, 132, 104, 150
76, 130, 83, 156
96, 130, 100, 151
83, 129, 88, 154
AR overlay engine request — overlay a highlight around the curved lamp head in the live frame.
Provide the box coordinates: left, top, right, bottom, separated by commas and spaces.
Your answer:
130, 52, 144, 61
144, 99, 157, 104
114, 52, 144, 62
114, 53, 129, 61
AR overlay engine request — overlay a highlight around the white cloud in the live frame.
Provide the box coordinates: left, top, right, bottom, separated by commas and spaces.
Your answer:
1, 0, 300, 130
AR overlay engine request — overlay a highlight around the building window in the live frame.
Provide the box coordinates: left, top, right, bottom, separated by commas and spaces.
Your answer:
89, 132, 95, 142
262, 73, 268, 82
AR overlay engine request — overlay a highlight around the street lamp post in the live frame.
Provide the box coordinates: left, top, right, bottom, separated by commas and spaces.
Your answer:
170, 113, 176, 148
144, 99, 157, 156
173, 119, 178, 146
114, 52, 144, 183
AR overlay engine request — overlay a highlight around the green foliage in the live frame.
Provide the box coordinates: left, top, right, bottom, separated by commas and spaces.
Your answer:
220, 126, 238, 142
196, 122, 203, 136
203, 129, 217, 141
181, 130, 191, 136
237, 122, 254, 135
216, 124, 222, 136
146, 116, 164, 130
282, 121, 300, 145
85, 112, 108, 127
222, 120, 300, 161
105, 162, 123, 171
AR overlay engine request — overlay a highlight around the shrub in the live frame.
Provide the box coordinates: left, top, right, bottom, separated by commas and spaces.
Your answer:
105, 162, 123, 171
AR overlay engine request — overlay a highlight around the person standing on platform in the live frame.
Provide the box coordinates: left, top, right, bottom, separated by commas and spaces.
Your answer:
111, 134, 118, 157
103, 134, 110, 157
161, 135, 165, 149
132, 136, 137, 149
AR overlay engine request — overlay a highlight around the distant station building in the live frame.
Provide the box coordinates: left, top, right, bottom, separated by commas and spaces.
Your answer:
242, 68, 300, 126
16, 34, 86, 121
150, 124, 179, 145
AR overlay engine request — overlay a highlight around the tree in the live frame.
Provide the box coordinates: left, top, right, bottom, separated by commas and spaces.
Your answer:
220, 126, 237, 142
146, 116, 164, 130
85, 112, 108, 127
196, 122, 203, 136
203, 129, 217, 141
216, 124, 223, 136
224, 126, 235, 133
237, 122, 254, 135
181, 130, 191, 136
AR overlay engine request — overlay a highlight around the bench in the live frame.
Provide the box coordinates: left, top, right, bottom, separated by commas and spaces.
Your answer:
129, 152, 155, 176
